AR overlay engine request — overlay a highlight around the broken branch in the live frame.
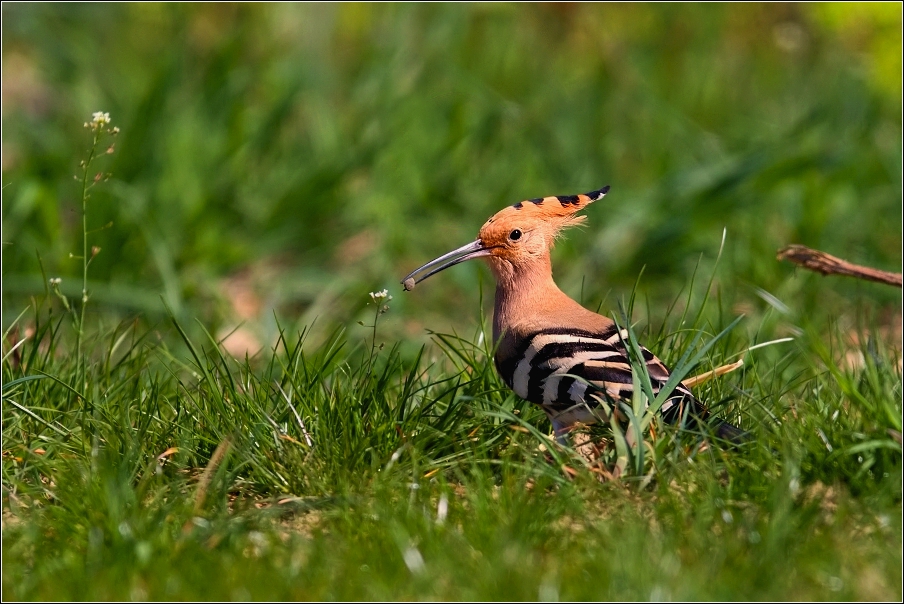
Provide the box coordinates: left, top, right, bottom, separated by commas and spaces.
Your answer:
777, 244, 901, 288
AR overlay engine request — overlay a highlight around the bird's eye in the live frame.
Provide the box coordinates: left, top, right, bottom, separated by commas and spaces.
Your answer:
509, 229, 522, 241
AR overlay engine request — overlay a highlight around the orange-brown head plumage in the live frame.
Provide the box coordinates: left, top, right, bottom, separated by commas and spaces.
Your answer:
477, 187, 609, 273
401, 186, 609, 290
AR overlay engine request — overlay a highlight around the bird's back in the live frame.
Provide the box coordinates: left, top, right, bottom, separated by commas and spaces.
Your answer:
492, 287, 702, 431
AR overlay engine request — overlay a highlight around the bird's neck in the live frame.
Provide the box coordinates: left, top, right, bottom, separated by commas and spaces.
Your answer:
488, 253, 571, 341
486, 253, 615, 353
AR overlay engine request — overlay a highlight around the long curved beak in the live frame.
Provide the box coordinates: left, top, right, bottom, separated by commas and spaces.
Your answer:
401, 239, 493, 291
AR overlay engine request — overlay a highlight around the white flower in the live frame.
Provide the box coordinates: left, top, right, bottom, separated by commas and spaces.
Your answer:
369, 289, 392, 303
91, 111, 110, 128
87, 111, 111, 130
49, 277, 62, 286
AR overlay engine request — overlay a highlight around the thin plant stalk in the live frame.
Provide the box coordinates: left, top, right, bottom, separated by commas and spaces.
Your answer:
73, 112, 117, 389
76, 129, 98, 376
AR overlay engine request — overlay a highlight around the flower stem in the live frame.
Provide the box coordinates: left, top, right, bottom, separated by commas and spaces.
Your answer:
76, 131, 99, 388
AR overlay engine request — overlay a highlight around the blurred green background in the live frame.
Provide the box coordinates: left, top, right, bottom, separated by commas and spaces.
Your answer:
2, 3, 901, 351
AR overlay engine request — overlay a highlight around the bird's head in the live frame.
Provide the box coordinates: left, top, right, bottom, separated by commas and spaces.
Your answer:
402, 186, 609, 289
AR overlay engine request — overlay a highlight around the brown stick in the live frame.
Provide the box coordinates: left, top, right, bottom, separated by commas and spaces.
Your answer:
777, 244, 902, 288
682, 359, 745, 388
193, 436, 233, 513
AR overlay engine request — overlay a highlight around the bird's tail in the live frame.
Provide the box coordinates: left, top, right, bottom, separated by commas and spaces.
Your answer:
714, 420, 749, 445
662, 394, 749, 445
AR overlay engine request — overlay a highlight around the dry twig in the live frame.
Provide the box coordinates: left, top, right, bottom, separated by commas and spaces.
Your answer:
777, 244, 902, 288
193, 436, 233, 513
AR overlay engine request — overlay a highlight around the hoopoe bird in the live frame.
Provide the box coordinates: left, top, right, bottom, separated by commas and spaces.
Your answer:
402, 186, 745, 445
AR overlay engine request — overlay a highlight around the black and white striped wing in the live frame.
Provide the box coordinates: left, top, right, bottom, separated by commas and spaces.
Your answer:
495, 325, 697, 424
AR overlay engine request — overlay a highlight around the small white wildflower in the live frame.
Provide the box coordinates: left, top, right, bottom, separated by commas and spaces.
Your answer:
91, 111, 111, 128
369, 289, 391, 303
49, 277, 62, 286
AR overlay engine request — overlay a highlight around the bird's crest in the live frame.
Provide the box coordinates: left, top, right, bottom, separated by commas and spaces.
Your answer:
485, 186, 608, 222
479, 186, 609, 245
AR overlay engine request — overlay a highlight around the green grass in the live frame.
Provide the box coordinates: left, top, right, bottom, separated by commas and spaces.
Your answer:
2, 3, 902, 601
2, 280, 901, 599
